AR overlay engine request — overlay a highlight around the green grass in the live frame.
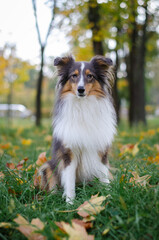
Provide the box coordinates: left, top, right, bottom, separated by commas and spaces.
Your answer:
0, 117, 159, 240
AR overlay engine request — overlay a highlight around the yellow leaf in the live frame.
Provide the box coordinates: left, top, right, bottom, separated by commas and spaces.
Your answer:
21, 139, 32, 146
102, 228, 110, 235
0, 222, 12, 228
77, 194, 108, 218
61, 221, 94, 240
132, 144, 139, 156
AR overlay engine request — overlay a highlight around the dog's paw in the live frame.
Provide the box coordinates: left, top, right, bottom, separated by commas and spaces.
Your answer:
62, 191, 75, 204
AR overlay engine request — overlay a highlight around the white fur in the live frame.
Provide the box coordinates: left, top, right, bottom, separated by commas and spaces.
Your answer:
54, 93, 116, 202
54, 94, 116, 151
78, 62, 85, 87
61, 160, 77, 204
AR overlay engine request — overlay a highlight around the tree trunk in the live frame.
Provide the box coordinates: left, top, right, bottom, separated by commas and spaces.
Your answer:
88, 0, 104, 55
128, 3, 148, 126
113, 49, 120, 123
36, 46, 44, 126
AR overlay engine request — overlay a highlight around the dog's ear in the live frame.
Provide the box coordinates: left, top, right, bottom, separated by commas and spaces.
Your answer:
54, 56, 75, 87
54, 56, 74, 69
90, 55, 115, 90
90, 55, 113, 69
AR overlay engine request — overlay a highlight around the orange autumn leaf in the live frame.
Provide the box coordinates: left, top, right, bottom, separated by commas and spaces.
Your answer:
14, 214, 46, 240
16, 157, 28, 170
36, 152, 47, 166
6, 163, 15, 169
0, 143, 11, 149
77, 194, 107, 218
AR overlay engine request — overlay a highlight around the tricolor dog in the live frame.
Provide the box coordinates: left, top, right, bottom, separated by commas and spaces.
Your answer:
39, 55, 117, 204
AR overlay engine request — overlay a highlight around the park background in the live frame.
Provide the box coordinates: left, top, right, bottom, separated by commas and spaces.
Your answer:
0, 0, 159, 126
0, 1, 159, 240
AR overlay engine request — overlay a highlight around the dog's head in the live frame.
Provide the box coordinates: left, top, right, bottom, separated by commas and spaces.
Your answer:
54, 55, 115, 98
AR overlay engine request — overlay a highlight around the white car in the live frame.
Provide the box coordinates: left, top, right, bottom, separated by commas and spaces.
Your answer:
0, 104, 32, 118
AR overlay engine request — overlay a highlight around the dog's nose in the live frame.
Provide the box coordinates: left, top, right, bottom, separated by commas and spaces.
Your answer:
77, 86, 85, 95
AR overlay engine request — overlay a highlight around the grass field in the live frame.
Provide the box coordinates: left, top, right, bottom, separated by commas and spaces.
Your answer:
0, 117, 159, 240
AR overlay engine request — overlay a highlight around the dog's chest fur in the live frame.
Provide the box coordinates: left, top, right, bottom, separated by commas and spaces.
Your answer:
53, 94, 116, 181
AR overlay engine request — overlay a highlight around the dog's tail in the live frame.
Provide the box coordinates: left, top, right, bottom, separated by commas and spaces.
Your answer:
38, 162, 57, 191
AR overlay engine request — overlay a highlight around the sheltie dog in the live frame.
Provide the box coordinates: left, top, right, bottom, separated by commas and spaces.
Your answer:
39, 55, 117, 204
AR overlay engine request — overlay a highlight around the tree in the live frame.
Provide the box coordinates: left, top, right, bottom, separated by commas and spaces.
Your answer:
32, 0, 56, 126
88, 0, 104, 55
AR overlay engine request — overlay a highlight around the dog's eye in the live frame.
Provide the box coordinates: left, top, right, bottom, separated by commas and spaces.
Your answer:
87, 74, 93, 81
72, 74, 78, 79
71, 74, 78, 82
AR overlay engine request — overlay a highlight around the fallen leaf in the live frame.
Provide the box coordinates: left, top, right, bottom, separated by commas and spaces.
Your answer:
14, 214, 46, 240
0, 222, 12, 228
129, 172, 151, 187
6, 163, 15, 169
72, 219, 93, 229
59, 221, 94, 240
0, 143, 11, 149
77, 194, 107, 218
16, 157, 28, 170
21, 139, 32, 146
102, 228, 110, 235
132, 144, 139, 156
36, 152, 47, 166
120, 143, 139, 156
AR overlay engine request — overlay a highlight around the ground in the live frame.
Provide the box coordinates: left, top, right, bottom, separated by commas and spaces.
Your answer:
0, 118, 159, 240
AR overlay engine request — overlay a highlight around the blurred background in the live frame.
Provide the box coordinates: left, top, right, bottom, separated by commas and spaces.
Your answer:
0, 0, 159, 127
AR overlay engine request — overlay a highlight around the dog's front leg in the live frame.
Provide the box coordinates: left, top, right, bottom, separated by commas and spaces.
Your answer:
61, 160, 77, 204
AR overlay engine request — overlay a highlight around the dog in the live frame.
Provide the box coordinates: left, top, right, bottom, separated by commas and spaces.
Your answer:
39, 55, 117, 204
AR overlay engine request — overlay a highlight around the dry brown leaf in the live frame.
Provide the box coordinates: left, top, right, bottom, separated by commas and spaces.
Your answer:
72, 219, 93, 229
129, 172, 151, 187
14, 214, 46, 240
6, 163, 15, 169
31, 218, 45, 230
16, 157, 28, 170
36, 152, 47, 166
60, 221, 94, 240
77, 194, 107, 218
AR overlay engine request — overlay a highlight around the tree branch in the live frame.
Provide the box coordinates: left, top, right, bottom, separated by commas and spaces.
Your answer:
32, 0, 42, 47
44, 0, 57, 46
